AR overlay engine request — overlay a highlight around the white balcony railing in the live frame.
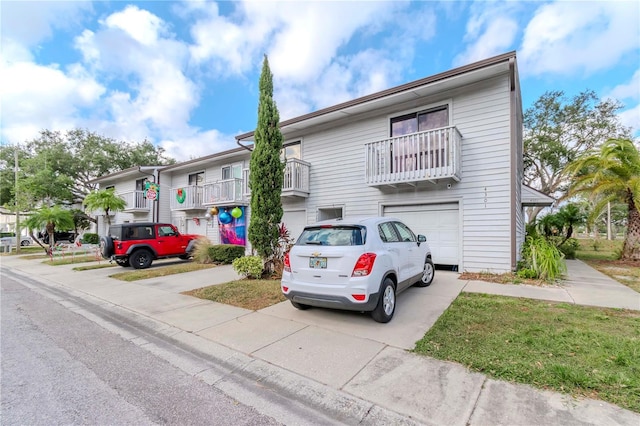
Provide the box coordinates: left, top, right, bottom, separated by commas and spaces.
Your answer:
242, 159, 310, 198
364, 126, 462, 186
203, 178, 245, 206
170, 185, 205, 210
282, 158, 310, 195
119, 190, 149, 212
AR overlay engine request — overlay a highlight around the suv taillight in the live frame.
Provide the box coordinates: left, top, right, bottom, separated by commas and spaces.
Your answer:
284, 252, 291, 272
352, 253, 376, 277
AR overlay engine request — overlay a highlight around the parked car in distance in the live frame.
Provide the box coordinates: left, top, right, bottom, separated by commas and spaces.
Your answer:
281, 216, 434, 323
0, 232, 33, 246
100, 222, 202, 269
39, 231, 77, 244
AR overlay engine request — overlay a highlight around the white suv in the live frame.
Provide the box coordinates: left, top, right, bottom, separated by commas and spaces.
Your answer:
282, 217, 434, 323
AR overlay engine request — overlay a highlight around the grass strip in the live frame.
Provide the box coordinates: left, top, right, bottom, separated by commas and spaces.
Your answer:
43, 255, 102, 265
73, 264, 117, 271
184, 279, 286, 311
414, 293, 640, 413
109, 262, 216, 281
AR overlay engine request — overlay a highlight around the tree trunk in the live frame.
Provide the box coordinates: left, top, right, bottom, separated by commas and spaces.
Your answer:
621, 196, 640, 261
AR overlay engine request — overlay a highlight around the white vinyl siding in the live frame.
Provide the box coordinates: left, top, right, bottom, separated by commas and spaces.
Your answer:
297, 73, 513, 272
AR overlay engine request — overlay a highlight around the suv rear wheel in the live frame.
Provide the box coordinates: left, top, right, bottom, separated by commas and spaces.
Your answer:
129, 249, 153, 269
371, 278, 396, 323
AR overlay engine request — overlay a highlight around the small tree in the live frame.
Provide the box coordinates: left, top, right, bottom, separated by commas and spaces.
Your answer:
82, 188, 126, 226
24, 206, 74, 253
248, 55, 285, 273
566, 138, 640, 261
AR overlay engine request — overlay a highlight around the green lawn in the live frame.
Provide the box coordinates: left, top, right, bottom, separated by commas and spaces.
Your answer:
184, 279, 286, 311
575, 238, 623, 261
414, 293, 640, 413
109, 262, 216, 281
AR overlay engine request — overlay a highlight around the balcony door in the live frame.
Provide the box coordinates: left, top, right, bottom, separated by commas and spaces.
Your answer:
221, 164, 242, 200
390, 106, 449, 173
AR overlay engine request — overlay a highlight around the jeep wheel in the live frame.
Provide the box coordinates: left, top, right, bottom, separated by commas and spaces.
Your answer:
115, 258, 129, 267
100, 236, 114, 259
129, 249, 153, 269
179, 254, 191, 260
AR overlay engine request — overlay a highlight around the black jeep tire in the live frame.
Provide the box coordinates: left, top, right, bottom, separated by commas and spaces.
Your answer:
129, 249, 153, 269
115, 258, 129, 267
179, 254, 191, 260
100, 236, 114, 259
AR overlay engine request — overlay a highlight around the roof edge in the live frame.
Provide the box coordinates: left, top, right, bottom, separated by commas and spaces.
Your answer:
236, 50, 516, 141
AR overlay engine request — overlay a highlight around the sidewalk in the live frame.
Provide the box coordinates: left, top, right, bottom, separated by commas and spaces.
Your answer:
2, 255, 639, 425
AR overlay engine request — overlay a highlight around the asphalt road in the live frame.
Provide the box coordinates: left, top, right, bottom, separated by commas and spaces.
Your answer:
1, 273, 283, 425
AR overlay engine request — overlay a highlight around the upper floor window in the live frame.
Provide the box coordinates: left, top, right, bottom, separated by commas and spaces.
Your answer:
281, 141, 301, 161
391, 106, 448, 137
189, 172, 204, 186
135, 178, 146, 191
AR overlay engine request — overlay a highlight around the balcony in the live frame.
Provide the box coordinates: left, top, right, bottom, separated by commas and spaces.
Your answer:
364, 126, 462, 187
119, 190, 150, 213
170, 185, 205, 210
282, 158, 310, 197
202, 178, 248, 207
242, 159, 311, 198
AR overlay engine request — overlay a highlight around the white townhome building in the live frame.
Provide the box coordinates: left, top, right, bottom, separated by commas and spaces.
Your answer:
90, 51, 552, 273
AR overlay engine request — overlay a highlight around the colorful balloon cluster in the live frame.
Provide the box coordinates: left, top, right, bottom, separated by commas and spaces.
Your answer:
208, 206, 243, 224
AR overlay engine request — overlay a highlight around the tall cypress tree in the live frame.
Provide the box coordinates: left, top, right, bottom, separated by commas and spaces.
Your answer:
248, 55, 285, 269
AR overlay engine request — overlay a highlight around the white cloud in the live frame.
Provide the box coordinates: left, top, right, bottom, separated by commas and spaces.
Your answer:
618, 104, 640, 134
0, 57, 105, 144
0, 0, 92, 47
520, 1, 640, 76
104, 5, 167, 46
453, 1, 520, 67
606, 70, 640, 102
159, 129, 238, 161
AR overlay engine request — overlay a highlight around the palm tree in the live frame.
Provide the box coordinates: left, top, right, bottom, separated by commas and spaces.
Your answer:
24, 205, 75, 253
83, 188, 126, 227
566, 138, 640, 260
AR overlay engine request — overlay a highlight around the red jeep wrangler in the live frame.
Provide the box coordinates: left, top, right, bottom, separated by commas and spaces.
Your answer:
100, 223, 202, 269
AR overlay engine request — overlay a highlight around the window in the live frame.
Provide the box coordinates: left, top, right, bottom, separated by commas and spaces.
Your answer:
188, 172, 204, 186
390, 106, 450, 173
393, 221, 416, 242
378, 222, 400, 243
281, 141, 301, 161
297, 226, 365, 246
317, 207, 343, 221
135, 178, 146, 191
391, 106, 448, 137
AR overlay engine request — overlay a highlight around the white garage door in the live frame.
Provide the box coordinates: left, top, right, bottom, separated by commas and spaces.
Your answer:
282, 210, 306, 243
384, 203, 459, 266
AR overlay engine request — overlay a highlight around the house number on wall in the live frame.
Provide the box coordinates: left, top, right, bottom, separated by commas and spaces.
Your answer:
484, 187, 488, 208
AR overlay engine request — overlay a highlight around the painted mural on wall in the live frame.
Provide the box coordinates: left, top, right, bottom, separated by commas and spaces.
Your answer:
218, 206, 246, 246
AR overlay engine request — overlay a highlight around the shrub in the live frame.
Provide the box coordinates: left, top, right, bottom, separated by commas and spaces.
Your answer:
192, 238, 214, 264
208, 244, 245, 264
232, 255, 264, 279
520, 235, 566, 281
81, 233, 99, 244
516, 268, 537, 279
558, 238, 579, 259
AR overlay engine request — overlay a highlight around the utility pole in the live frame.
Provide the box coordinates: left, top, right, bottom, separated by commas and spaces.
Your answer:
14, 146, 20, 254
607, 201, 612, 240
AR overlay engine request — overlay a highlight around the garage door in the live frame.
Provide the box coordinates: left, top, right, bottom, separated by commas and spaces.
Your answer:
282, 210, 306, 243
384, 203, 459, 266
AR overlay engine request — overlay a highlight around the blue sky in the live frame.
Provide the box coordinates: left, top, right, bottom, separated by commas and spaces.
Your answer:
1, 0, 638, 161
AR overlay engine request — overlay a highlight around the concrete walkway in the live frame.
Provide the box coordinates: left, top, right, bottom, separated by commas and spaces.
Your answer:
1, 255, 639, 425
